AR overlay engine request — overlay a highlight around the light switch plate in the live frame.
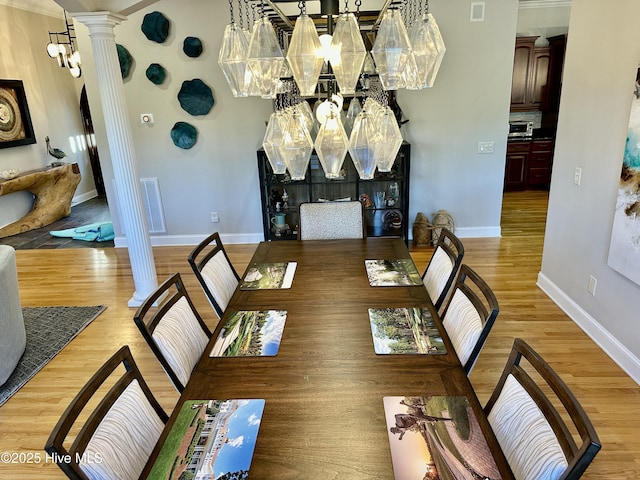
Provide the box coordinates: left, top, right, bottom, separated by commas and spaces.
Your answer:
478, 141, 494, 154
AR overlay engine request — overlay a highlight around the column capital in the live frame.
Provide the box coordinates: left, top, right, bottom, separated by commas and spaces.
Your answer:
71, 11, 127, 34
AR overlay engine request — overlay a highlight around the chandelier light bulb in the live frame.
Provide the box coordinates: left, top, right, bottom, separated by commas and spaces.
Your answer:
46, 43, 59, 58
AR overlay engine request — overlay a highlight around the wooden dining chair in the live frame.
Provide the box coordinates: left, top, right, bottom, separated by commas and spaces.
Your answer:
45, 345, 168, 480
133, 272, 211, 392
440, 264, 498, 374
298, 201, 366, 240
485, 338, 601, 480
188, 231, 240, 318
422, 227, 464, 314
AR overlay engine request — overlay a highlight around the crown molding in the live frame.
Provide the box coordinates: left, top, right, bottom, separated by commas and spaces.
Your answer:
0, 0, 63, 18
519, 0, 572, 9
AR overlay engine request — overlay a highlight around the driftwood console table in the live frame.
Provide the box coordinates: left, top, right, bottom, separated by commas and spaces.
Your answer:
0, 163, 81, 238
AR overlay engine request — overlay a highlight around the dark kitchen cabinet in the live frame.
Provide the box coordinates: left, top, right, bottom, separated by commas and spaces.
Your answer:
504, 139, 554, 191
510, 36, 551, 112
528, 139, 554, 188
530, 48, 551, 109
545, 34, 567, 117
504, 142, 529, 190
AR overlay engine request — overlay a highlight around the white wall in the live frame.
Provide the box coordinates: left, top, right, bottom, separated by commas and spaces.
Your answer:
75, 0, 273, 245
0, 5, 97, 229
516, 4, 571, 45
539, 0, 640, 379
76, 0, 518, 245
400, 0, 517, 238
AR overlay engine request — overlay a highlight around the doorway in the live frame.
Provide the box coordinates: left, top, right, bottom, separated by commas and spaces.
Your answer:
79, 85, 105, 197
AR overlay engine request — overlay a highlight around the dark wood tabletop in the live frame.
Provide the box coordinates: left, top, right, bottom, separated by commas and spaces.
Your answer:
141, 238, 513, 479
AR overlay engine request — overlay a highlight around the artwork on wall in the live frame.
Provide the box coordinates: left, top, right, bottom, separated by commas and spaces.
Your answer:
607, 67, 640, 286
178, 79, 214, 116
145, 63, 166, 85
183, 37, 203, 58
116, 44, 133, 79
171, 122, 197, 149
0, 79, 36, 149
141, 11, 170, 43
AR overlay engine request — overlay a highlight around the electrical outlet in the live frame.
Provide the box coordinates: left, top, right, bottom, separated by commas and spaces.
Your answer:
588, 275, 597, 296
574, 167, 582, 185
210, 212, 219, 223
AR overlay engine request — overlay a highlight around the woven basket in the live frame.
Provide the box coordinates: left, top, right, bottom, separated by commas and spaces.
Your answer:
431, 210, 455, 244
412, 212, 435, 247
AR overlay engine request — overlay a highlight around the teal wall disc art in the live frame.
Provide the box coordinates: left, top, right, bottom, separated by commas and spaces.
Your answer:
183, 37, 203, 58
141, 11, 170, 43
178, 79, 214, 116
171, 122, 198, 149
116, 44, 133, 79
145, 63, 166, 85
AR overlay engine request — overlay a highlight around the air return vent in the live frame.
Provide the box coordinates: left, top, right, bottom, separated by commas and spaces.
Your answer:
111, 177, 167, 234
139, 178, 166, 233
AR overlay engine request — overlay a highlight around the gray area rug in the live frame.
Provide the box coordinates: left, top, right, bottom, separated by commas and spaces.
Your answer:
0, 305, 106, 407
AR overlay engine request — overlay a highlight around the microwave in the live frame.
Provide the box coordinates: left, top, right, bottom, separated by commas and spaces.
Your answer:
508, 121, 534, 138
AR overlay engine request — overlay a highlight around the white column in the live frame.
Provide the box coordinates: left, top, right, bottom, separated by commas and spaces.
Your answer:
73, 12, 157, 307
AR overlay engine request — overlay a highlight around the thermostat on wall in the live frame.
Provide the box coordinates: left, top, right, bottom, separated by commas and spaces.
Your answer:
140, 113, 154, 124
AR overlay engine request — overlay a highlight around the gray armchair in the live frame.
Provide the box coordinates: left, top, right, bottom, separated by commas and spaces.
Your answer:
0, 245, 26, 386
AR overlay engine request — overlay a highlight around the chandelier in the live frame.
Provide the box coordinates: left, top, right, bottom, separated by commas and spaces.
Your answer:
46, 10, 82, 78
219, 0, 445, 180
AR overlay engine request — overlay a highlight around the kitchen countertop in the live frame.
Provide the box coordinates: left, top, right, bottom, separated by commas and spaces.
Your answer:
508, 127, 556, 142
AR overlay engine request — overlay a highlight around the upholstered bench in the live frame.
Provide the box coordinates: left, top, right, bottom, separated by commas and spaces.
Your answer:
0, 245, 26, 386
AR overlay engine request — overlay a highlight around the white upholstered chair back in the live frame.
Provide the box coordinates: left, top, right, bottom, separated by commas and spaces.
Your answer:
423, 246, 454, 308
298, 201, 365, 240
200, 251, 238, 314
441, 264, 498, 374
421, 228, 464, 314
45, 346, 169, 480
484, 338, 601, 480
151, 296, 209, 387
188, 232, 240, 318
134, 273, 212, 392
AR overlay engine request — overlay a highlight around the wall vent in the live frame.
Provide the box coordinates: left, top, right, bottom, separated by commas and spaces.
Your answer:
470, 2, 485, 22
111, 178, 167, 234
139, 177, 166, 233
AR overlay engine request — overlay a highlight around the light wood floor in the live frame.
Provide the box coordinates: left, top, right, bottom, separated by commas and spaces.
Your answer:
1, 190, 638, 478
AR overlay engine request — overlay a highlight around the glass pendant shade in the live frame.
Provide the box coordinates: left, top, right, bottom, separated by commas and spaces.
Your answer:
218, 23, 251, 97
349, 110, 381, 180
344, 97, 361, 137
376, 107, 403, 172
363, 51, 376, 74
364, 97, 384, 119
409, 13, 446, 89
296, 101, 317, 140
286, 14, 324, 96
371, 9, 412, 90
315, 110, 349, 179
247, 17, 284, 99
402, 49, 420, 90
279, 112, 314, 180
330, 13, 367, 95
263, 112, 288, 174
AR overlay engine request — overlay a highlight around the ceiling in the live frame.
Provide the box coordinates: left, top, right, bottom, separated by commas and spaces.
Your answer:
0, 0, 572, 21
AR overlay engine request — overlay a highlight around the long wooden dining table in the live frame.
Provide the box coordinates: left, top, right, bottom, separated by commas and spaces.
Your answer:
140, 238, 514, 479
